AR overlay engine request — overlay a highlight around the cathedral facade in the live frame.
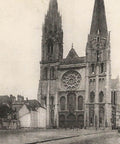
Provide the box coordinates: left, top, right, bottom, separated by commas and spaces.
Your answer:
38, 0, 112, 128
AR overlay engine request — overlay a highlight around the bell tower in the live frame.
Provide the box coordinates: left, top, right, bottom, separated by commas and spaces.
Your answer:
38, 0, 63, 128
85, 0, 111, 128
41, 0, 63, 63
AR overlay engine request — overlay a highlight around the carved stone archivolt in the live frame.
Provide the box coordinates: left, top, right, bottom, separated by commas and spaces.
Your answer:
62, 70, 81, 90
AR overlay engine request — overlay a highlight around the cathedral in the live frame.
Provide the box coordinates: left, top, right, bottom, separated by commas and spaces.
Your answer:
38, 0, 113, 128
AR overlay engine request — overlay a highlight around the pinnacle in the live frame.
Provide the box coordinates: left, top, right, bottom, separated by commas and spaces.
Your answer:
49, 0, 58, 11
90, 0, 108, 36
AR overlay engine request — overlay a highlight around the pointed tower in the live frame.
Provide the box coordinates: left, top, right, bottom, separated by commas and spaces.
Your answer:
38, 0, 63, 128
85, 0, 111, 128
90, 0, 108, 36
41, 0, 63, 63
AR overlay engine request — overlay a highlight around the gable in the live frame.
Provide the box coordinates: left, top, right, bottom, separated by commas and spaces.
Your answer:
19, 104, 30, 118
66, 48, 79, 60
61, 48, 86, 65
25, 100, 41, 111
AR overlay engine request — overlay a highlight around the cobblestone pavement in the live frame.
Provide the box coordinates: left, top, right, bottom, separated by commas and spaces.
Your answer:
0, 129, 118, 144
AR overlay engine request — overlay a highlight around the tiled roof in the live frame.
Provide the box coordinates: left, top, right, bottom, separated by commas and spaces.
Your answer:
25, 100, 41, 111
61, 48, 86, 64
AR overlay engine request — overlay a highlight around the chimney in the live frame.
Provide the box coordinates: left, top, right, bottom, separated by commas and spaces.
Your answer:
10, 95, 16, 103
17, 95, 24, 102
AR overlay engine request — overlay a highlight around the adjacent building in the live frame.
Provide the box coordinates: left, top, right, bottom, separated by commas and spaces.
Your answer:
19, 100, 46, 128
0, 95, 19, 129
0, 95, 46, 129
111, 77, 120, 128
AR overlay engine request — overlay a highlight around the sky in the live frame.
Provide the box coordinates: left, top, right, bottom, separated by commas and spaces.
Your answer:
0, 0, 120, 99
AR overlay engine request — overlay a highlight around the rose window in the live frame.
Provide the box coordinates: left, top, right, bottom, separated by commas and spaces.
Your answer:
62, 71, 81, 90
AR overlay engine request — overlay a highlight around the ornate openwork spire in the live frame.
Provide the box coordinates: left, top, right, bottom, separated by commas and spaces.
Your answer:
90, 0, 108, 36
41, 0, 63, 63
49, 0, 58, 11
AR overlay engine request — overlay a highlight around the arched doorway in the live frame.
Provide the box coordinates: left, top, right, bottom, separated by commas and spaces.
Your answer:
67, 114, 76, 128
59, 115, 65, 128
77, 115, 84, 129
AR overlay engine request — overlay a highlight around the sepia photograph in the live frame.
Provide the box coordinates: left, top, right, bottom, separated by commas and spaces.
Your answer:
0, 0, 120, 143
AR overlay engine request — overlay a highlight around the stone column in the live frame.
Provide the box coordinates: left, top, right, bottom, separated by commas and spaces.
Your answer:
37, 80, 41, 102
76, 95, 78, 111
85, 105, 89, 128
105, 59, 112, 128
54, 69, 59, 128
66, 94, 68, 111
84, 63, 89, 127
54, 91, 59, 128
95, 65, 99, 128
46, 79, 50, 128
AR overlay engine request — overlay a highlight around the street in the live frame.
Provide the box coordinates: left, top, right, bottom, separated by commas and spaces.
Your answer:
45, 134, 120, 144
73, 133, 120, 144
0, 129, 119, 144
43, 131, 120, 144
70, 132, 120, 144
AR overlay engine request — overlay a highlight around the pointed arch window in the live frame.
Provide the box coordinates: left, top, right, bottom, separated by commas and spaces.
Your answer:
99, 91, 104, 103
44, 67, 48, 80
90, 91, 95, 103
67, 93, 76, 112
50, 67, 55, 80
91, 64, 95, 74
111, 91, 116, 105
97, 36, 100, 42
78, 96, 83, 110
60, 96, 66, 111
44, 96, 47, 106
97, 50, 100, 62
50, 96, 54, 106
100, 63, 104, 73
48, 39, 53, 55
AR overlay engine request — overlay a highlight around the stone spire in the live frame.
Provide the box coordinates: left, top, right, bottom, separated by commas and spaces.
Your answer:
44, 0, 62, 33
90, 0, 108, 36
41, 0, 63, 63
49, 0, 58, 11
